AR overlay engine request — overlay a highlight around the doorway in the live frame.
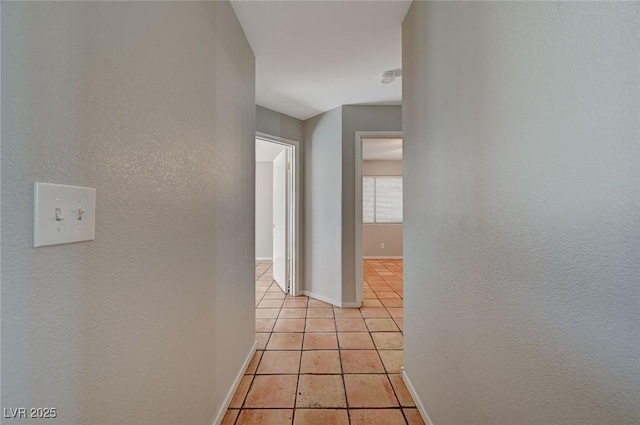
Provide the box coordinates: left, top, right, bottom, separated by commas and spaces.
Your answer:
355, 131, 403, 304
255, 133, 300, 296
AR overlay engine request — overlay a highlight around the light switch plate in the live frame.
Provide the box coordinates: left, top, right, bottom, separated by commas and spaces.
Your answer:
34, 182, 96, 247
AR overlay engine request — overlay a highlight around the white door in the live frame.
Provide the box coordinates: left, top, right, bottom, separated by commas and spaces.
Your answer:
272, 149, 289, 293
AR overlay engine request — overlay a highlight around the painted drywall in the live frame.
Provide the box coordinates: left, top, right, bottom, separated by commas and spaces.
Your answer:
256, 105, 305, 294
256, 105, 304, 144
303, 107, 343, 304
255, 162, 274, 259
403, 2, 640, 424
2, 2, 256, 424
363, 224, 403, 258
363, 160, 403, 258
341, 106, 402, 303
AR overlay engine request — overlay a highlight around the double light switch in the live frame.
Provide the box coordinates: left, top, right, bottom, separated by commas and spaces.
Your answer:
34, 182, 96, 247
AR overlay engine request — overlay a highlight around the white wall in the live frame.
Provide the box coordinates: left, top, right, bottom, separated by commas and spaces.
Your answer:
363, 160, 403, 258
256, 105, 304, 144
303, 107, 343, 305
403, 2, 640, 424
341, 105, 402, 303
2, 2, 256, 424
255, 162, 274, 259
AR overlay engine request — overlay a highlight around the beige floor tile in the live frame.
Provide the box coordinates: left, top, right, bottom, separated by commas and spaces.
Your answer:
388, 374, 415, 407
244, 375, 298, 408
360, 307, 391, 318
344, 374, 399, 408
293, 409, 349, 425
246, 351, 263, 374
333, 308, 362, 318
283, 298, 309, 308
256, 318, 276, 332
361, 299, 383, 307
306, 308, 334, 318
229, 375, 253, 408
221, 409, 239, 425
371, 332, 403, 350
267, 333, 304, 350
340, 350, 385, 374
279, 308, 307, 319
300, 350, 341, 374
387, 307, 404, 318
236, 409, 293, 425
350, 409, 406, 425
256, 333, 271, 350
257, 351, 301, 374
296, 375, 347, 408
337, 332, 375, 350
259, 299, 285, 308
394, 318, 404, 331
335, 318, 368, 332
303, 333, 338, 350
380, 298, 403, 308
376, 292, 401, 299
378, 350, 403, 373
305, 318, 336, 332
263, 292, 287, 299
365, 318, 400, 332
256, 308, 280, 319
369, 284, 393, 291
274, 318, 306, 333
365, 275, 385, 281
404, 408, 426, 425
308, 299, 333, 308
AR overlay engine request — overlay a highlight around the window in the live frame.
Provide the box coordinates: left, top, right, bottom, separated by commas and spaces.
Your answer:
363, 176, 403, 223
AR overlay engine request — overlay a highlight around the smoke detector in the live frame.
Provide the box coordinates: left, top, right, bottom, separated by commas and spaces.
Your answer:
380, 69, 402, 84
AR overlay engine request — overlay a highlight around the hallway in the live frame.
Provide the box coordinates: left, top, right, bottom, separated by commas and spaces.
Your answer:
221, 260, 423, 425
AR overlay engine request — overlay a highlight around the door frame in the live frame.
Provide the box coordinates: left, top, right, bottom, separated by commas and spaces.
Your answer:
354, 131, 403, 305
257, 132, 301, 296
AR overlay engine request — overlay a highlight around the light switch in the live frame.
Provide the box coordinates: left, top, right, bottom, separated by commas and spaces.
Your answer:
34, 182, 96, 247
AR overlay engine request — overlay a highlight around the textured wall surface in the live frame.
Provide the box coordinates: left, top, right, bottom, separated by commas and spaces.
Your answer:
255, 162, 274, 258
2, 2, 256, 424
403, 2, 640, 424
303, 107, 343, 304
256, 105, 304, 144
341, 106, 402, 303
363, 160, 403, 258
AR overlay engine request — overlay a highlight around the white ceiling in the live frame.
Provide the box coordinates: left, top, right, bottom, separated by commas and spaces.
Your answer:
362, 138, 403, 161
256, 139, 286, 162
230, 1, 411, 120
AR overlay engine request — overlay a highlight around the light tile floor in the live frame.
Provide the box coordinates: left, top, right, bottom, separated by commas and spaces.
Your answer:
222, 259, 424, 425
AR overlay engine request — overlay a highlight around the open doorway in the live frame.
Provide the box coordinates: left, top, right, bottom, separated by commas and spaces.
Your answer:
255, 134, 300, 296
355, 132, 403, 305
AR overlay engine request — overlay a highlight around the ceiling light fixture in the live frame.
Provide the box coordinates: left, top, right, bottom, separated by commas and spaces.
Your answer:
380, 69, 402, 84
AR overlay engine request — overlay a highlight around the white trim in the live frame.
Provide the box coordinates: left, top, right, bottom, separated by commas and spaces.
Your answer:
401, 368, 436, 425
256, 257, 273, 261
364, 256, 403, 260
256, 132, 302, 297
301, 290, 341, 308
341, 301, 362, 308
355, 131, 403, 309
211, 340, 257, 425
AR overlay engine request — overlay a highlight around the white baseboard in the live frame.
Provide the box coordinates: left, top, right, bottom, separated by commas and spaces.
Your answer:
341, 301, 362, 308
255, 257, 273, 261
401, 367, 435, 425
211, 340, 257, 425
363, 256, 403, 259
301, 290, 341, 308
